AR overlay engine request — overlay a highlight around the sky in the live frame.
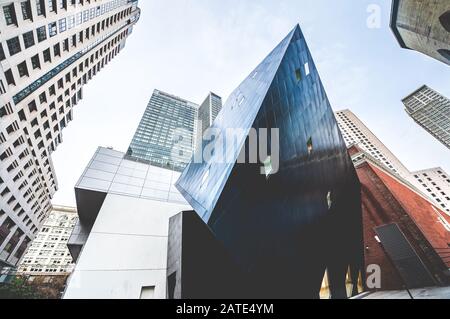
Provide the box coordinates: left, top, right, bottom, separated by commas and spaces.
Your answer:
51, 0, 450, 207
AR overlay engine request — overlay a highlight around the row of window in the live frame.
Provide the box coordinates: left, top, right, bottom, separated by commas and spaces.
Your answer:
20, 266, 72, 273
2, 20, 129, 161
0, 216, 32, 260
1, 4, 132, 87
17, 34, 125, 156
0, 176, 49, 233
0, 5, 134, 261
24, 249, 71, 257
0, 33, 126, 233
2, 0, 127, 27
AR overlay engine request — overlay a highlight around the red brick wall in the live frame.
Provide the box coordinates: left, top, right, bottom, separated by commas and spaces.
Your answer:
373, 165, 450, 268
357, 162, 404, 290
356, 161, 450, 290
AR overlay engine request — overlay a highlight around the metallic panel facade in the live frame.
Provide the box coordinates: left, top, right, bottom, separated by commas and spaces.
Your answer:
176, 25, 363, 298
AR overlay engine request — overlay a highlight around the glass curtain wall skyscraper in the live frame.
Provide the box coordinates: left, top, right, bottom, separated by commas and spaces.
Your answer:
126, 89, 199, 172
402, 85, 450, 150
0, 0, 140, 267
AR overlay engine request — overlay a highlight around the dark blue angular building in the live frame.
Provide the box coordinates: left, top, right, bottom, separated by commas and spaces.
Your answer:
175, 25, 364, 299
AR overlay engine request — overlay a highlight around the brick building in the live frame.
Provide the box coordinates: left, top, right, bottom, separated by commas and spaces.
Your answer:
349, 145, 450, 290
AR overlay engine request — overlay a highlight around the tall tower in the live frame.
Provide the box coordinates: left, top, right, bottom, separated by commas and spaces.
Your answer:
335, 109, 411, 180
197, 92, 222, 137
176, 25, 364, 299
402, 85, 450, 150
0, 0, 140, 267
126, 89, 198, 172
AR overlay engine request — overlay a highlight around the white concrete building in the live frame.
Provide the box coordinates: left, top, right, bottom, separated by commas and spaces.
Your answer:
17, 204, 77, 275
411, 168, 450, 215
0, 0, 140, 267
335, 109, 411, 180
402, 85, 450, 150
63, 147, 191, 299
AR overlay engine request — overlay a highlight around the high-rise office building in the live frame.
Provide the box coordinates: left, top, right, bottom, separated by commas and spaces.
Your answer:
335, 109, 411, 179
390, 0, 450, 66
0, 0, 140, 267
126, 89, 199, 172
176, 25, 364, 299
411, 168, 450, 215
402, 85, 450, 150
197, 92, 222, 137
17, 205, 77, 275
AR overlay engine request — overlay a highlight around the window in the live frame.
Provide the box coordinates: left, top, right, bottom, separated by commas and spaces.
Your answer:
17, 61, 29, 77
67, 15, 75, 29
140, 286, 155, 299
439, 11, 450, 32
48, 22, 57, 37
53, 43, 61, 56
304, 62, 310, 76
48, 0, 55, 12
43, 48, 51, 62
295, 68, 302, 82
31, 54, 40, 69
5, 69, 15, 86
82, 9, 88, 22
3, 4, 17, 26
63, 39, 69, 51
7, 37, 21, 56
0, 43, 5, 61
36, 26, 47, 42
36, 0, 45, 16
76, 12, 82, 25
307, 137, 313, 155
326, 191, 332, 209
59, 18, 66, 32
262, 156, 273, 179
23, 31, 35, 49
58, 0, 66, 11
21, 1, 32, 20
438, 49, 450, 62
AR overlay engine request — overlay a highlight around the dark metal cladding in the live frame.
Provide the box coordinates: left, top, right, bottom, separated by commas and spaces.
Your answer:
176, 24, 363, 299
